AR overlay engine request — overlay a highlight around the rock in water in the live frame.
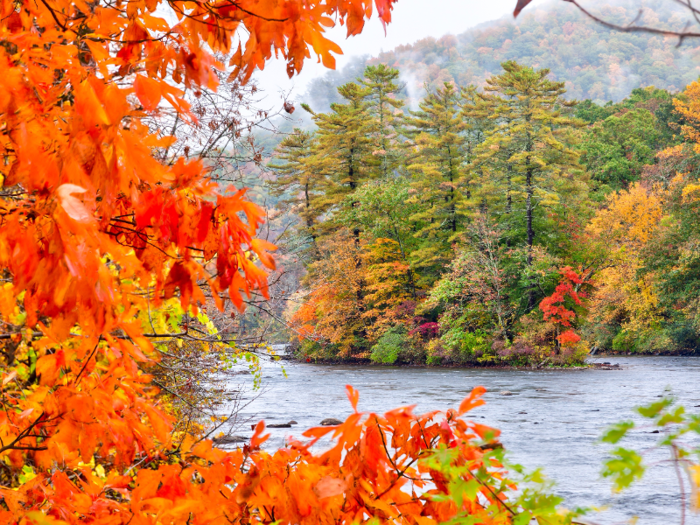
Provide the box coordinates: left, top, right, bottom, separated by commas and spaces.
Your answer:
267, 423, 292, 428
213, 435, 248, 445
479, 442, 504, 451
320, 418, 343, 426
499, 391, 514, 396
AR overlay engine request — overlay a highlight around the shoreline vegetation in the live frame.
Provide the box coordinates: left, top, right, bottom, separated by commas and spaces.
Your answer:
280, 347, 697, 367
282, 347, 641, 368
284, 354, 623, 370
270, 61, 700, 368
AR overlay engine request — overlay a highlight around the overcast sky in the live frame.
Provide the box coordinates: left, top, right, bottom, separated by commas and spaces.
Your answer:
252, 0, 548, 102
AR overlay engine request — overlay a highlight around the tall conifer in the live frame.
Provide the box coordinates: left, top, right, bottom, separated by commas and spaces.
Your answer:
459, 85, 494, 206
459, 85, 492, 165
305, 82, 376, 343
268, 129, 323, 246
360, 64, 405, 178
472, 61, 585, 308
308, 82, 374, 228
405, 82, 467, 281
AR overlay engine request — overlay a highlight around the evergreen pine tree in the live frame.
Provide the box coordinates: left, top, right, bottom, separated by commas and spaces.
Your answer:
405, 82, 467, 282
268, 129, 323, 247
462, 85, 517, 217
459, 85, 492, 165
360, 64, 405, 178
307, 82, 374, 232
304, 82, 376, 345
472, 61, 586, 309
459, 85, 495, 207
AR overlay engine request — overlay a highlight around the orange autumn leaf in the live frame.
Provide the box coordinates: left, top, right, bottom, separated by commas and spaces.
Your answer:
314, 476, 347, 499
133, 74, 163, 111
346, 384, 360, 412
458, 385, 487, 415
250, 420, 270, 449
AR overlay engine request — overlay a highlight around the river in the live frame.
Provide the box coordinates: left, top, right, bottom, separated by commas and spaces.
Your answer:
230, 356, 700, 524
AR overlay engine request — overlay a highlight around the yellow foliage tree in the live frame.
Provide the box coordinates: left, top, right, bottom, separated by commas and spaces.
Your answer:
586, 183, 666, 351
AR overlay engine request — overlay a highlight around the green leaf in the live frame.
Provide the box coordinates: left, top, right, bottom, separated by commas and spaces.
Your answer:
657, 405, 685, 426
637, 398, 673, 419
601, 421, 634, 444
19, 465, 37, 484
602, 447, 645, 491
513, 512, 533, 525
28, 348, 37, 376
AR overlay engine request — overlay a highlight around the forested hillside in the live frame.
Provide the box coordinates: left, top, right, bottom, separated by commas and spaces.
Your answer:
270, 59, 700, 366
305, 0, 700, 110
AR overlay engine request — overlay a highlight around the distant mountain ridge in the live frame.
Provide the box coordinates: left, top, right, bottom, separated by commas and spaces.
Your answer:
303, 0, 700, 110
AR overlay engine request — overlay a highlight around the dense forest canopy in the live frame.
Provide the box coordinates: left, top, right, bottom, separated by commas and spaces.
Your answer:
305, 0, 700, 111
269, 55, 700, 365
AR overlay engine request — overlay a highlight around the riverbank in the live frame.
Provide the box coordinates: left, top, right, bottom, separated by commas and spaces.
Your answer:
281, 353, 622, 370
593, 349, 699, 356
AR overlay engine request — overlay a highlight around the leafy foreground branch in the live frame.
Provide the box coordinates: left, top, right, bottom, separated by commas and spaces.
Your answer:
0, 385, 584, 524
2, 379, 699, 524
601, 394, 700, 525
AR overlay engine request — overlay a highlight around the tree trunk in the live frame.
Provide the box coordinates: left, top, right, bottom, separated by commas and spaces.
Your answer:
447, 146, 457, 233
506, 165, 512, 214
347, 144, 366, 339
524, 104, 536, 310
348, 144, 357, 191
304, 182, 319, 256
526, 164, 535, 310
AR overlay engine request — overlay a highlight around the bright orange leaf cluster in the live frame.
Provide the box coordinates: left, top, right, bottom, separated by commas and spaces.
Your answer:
0, 0, 398, 521
2, 385, 534, 525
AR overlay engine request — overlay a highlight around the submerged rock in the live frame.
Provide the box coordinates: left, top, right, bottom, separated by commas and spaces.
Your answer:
591, 362, 621, 370
320, 418, 343, 426
499, 390, 514, 396
479, 442, 504, 451
213, 434, 248, 445
266, 421, 298, 428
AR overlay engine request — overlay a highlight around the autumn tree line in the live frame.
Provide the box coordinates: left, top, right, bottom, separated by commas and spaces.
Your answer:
269, 61, 700, 365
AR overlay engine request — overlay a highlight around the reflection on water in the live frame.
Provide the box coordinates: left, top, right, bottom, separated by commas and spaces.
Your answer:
229, 357, 700, 524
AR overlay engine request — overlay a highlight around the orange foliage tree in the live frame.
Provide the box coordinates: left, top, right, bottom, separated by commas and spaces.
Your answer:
288, 230, 369, 356
0, 0, 402, 521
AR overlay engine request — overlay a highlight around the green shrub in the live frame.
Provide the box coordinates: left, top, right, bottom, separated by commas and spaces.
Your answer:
370, 327, 408, 364
426, 353, 442, 366
298, 339, 340, 360
440, 326, 491, 363
612, 330, 638, 353
458, 330, 489, 359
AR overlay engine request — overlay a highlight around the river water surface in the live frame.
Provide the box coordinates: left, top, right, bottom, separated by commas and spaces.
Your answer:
232, 356, 700, 524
